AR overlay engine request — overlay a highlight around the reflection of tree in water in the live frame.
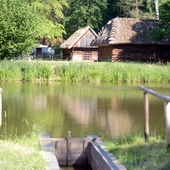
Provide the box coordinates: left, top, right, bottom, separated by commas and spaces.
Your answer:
61, 95, 133, 139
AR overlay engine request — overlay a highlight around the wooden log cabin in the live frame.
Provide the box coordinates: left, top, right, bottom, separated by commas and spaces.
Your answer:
60, 26, 98, 61
91, 17, 170, 62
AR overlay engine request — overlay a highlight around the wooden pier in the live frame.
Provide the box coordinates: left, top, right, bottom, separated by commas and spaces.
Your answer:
39, 134, 127, 170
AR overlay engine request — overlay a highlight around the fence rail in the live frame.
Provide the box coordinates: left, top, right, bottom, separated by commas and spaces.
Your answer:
139, 85, 170, 147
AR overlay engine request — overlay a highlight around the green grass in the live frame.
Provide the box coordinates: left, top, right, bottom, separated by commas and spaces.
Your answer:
0, 125, 46, 170
1, 60, 170, 83
104, 134, 170, 170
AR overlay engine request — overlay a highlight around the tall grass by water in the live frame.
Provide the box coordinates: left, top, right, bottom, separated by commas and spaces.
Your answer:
104, 134, 170, 170
0, 60, 170, 83
0, 125, 45, 170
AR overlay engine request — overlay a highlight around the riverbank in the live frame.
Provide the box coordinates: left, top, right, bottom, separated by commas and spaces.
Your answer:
104, 134, 170, 170
0, 60, 170, 83
0, 126, 45, 170
1, 133, 169, 170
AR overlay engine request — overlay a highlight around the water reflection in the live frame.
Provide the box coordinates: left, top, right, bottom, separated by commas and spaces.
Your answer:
0, 82, 168, 139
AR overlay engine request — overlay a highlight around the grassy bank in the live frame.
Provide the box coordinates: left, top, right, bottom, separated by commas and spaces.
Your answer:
0, 126, 45, 170
104, 134, 170, 170
0, 61, 170, 83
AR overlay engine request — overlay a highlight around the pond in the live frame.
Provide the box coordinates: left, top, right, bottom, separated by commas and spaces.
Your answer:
0, 82, 169, 140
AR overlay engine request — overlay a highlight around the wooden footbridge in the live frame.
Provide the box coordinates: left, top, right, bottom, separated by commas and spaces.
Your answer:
39, 133, 127, 170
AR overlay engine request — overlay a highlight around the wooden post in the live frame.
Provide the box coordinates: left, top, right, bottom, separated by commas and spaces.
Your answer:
0, 88, 2, 127
144, 92, 149, 142
164, 102, 170, 148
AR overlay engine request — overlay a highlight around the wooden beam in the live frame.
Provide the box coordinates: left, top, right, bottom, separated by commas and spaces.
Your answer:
164, 102, 170, 148
139, 85, 170, 102
144, 92, 149, 142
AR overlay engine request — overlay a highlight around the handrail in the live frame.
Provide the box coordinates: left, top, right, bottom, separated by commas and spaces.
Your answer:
139, 85, 170, 102
139, 85, 170, 148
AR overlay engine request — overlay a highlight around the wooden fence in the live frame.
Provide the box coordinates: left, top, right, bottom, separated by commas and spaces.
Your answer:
139, 85, 170, 147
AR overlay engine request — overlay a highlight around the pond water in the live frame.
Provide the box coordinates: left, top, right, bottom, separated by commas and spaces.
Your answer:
0, 82, 169, 140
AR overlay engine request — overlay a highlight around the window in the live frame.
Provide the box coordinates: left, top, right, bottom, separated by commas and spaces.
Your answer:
84, 51, 90, 60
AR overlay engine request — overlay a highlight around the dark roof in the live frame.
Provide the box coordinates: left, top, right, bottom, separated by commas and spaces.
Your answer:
60, 26, 98, 49
92, 17, 170, 45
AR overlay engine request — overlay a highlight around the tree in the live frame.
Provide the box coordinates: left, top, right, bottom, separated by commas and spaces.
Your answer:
102, 0, 121, 26
116, 0, 156, 18
63, 0, 107, 38
0, 0, 40, 60
151, 0, 170, 40
27, 0, 69, 40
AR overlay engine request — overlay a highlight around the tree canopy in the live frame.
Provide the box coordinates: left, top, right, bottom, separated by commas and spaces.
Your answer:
27, 0, 69, 39
0, 0, 40, 59
151, 0, 170, 40
63, 0, 107, 38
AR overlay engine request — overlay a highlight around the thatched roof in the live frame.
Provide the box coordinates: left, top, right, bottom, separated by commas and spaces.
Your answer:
92, 17, 170, 45
60, 26, 98, 49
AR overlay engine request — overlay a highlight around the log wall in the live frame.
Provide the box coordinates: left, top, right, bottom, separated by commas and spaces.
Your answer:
98, 45, 156, 62
98, 46, 113, 61
112, 45, 156, 62
72, 48, 98, 61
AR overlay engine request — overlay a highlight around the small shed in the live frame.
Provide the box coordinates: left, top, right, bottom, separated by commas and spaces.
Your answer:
31, 45, 55, 60
60, 26, 98, 61
91, 17, 170, 62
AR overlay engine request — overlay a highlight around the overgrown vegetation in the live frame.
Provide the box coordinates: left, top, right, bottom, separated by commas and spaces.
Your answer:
0, 0, 41, 59
0, 125, 45, 170
0, 61, 170, 83
104, 134, 170, 170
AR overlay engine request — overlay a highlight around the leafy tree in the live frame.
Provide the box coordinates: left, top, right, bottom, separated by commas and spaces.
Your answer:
116, 0, 156, 18
102, 0, 120, 26
27, 0, 69, 39
63, 0, 107, 38
0, 0, 40, 60
151, 0, 170, 40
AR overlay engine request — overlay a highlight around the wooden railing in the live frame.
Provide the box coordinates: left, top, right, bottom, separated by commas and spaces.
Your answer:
139, 85, 170, 147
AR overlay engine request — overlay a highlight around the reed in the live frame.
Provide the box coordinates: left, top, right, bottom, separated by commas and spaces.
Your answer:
0, 61, 170, 83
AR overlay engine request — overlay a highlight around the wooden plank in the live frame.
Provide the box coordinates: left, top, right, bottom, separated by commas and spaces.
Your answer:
88, 141, 127, 170
144, 92, 149, 142
39, 135, 60, 170
164, 102, 170, 148
53, 139, 67, 166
